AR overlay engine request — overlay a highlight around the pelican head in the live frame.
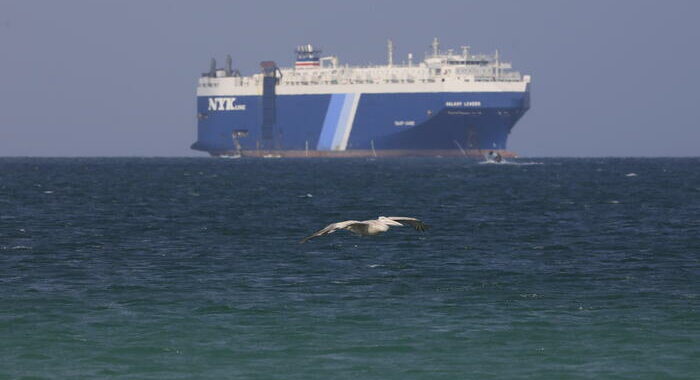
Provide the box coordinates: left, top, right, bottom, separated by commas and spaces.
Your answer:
378, 216, 404, 226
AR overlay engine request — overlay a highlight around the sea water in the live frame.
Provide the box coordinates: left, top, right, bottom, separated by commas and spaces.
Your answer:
1, 158, 698, 378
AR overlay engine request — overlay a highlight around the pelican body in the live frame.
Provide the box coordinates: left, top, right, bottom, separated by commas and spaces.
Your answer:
300, 216, 428, 243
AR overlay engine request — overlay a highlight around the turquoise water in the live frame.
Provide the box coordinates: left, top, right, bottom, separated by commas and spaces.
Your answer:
1, 158, 699, 378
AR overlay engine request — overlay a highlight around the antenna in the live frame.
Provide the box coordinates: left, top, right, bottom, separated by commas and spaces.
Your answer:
387, 39, 394, 67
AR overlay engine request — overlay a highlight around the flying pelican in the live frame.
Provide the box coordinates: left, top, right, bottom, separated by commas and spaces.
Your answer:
300, 216, 429, 244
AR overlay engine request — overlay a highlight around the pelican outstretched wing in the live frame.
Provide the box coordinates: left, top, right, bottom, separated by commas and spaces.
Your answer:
300, 220, 363, 244
386, 217, 430, 232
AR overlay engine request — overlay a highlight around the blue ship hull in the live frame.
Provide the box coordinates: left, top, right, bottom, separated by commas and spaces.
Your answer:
191, 91, 530, 154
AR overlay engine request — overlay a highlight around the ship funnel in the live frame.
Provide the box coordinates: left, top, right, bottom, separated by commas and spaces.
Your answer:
295, 44, 321, 69
225, 54, 232, 76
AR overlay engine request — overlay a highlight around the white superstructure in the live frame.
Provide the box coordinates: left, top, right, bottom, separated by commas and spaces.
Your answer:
197, 38, 530, 97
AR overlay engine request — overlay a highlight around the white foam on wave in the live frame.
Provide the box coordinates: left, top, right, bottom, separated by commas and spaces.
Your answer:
519, 293, 540, 298
478, 160, 543, 166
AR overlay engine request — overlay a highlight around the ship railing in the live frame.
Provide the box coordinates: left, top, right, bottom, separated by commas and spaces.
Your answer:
207, 72, 524, 87
217, 76, 526, 87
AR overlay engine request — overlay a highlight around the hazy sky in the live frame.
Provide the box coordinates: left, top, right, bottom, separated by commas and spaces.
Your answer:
1, 0, 698, 156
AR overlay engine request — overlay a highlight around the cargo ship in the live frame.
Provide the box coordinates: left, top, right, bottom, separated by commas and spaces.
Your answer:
191, 38, 531, 157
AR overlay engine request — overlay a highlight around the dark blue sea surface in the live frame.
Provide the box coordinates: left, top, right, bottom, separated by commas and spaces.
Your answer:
1, 157, 699, 378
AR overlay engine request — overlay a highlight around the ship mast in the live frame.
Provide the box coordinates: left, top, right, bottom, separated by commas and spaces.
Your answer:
461, 45, 470, 61
387, 39, 394, 67
431, 37, 440, 57
495, 49, 500, 80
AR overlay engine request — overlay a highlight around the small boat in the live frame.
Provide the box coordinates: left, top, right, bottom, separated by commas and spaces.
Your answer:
483, 150, 504, 163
